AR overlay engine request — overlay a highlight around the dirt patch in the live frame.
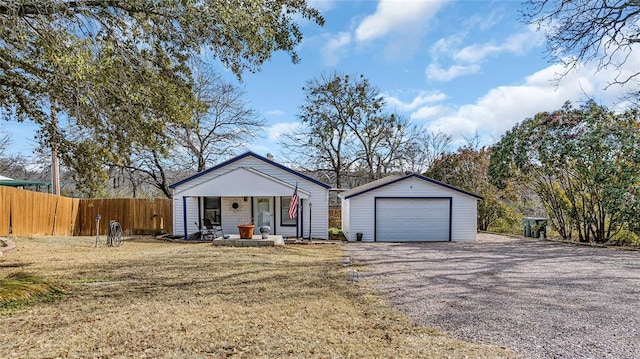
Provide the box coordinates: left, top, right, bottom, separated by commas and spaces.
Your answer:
0, 236, 511, 358
345, 233, 640, 358
0, 238, 15, 255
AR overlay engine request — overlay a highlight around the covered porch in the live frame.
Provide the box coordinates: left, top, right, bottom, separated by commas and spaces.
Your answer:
179, 167, 312, 240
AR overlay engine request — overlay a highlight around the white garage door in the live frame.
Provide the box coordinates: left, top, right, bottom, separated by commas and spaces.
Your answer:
376, 198, 451, 242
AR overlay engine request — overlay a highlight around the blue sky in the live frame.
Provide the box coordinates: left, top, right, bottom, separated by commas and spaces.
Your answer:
226, 0, 638, 157
3, 0, 639, 161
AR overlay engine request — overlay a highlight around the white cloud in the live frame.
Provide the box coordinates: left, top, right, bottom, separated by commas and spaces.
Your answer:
427, 24, 545, 83
267, 122, 300, 141
410, 105, 449, 120
430, 35, 466, 61
266, 110, 284, 117
422, 58, 639, 144
453, 25, 545, 64
453, 44, 502, 64
384, 91, 448, 111
321, 32, 351, 65
355, 0, 447, 42
426, 63, 480, 81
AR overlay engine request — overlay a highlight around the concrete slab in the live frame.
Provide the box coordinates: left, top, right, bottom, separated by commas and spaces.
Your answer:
211, 234, 284, 247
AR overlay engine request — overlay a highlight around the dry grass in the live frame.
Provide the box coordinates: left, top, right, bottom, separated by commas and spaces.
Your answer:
0, 237, 512, 358
0, 271, 65, 309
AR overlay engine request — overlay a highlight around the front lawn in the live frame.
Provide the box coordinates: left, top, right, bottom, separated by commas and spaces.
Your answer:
0, 237, 511, 358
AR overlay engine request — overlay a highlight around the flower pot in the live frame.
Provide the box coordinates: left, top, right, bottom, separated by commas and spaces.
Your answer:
259, 225, 271, 239
237, 224, 255, 239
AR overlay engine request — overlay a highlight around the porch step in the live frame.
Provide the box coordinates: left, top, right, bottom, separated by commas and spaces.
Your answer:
211, 234, 284, 247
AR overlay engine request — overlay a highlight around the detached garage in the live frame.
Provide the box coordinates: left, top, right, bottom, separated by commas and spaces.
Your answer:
339, 174, 482, 242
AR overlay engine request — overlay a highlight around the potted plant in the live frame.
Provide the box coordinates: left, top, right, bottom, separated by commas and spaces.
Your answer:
237, 218, 255, 239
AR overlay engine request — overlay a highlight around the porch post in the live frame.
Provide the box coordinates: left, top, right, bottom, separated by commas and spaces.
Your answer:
308, 201, 312, 241
182, 196, 188, 240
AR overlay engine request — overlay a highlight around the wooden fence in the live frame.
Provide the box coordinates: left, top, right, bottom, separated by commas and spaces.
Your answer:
74, 198, 172, 236
0, 186, 172, 237
329, 209, 341, 229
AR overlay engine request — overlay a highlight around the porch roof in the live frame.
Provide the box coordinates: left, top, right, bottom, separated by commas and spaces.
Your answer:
176, 167, 311, 197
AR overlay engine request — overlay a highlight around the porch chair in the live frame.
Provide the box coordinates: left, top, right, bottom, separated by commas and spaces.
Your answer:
201, 218, 224, 240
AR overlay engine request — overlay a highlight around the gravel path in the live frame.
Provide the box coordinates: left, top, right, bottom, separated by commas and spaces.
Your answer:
345, 234, 640, 358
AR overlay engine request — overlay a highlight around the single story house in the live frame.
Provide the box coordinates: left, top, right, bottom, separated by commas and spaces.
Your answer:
170, 152, 331, 239
339, 174, 483, 242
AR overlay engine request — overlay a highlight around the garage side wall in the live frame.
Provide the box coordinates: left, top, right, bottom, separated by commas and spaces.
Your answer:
346, 195, 374, 242
345, 177, 478, 242
340, 197, 350, 239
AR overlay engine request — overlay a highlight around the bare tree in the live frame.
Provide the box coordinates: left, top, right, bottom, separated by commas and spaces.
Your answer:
523, 0, 640, 86
401, 130, 452, 174
113, 70, 264, 198
280, 72, 365, 188
178, 70, 265, 172
283, 72, 456, 188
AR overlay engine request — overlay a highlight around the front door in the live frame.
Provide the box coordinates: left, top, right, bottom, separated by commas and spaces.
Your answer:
253, 197, 274, 234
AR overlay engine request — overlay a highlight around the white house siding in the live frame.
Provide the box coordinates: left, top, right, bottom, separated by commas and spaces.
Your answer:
172, 196, 200, 237
345, 195, 375, 242
221, 197, 251, 235
172, 155, 329, 239
344, 177, 478, 242
340, 198, 350, 239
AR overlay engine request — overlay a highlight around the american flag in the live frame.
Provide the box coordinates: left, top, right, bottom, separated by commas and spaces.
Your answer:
288, 183, 298, 219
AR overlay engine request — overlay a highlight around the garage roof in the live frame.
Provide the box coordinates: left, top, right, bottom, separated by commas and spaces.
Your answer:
339, 174, 483, 200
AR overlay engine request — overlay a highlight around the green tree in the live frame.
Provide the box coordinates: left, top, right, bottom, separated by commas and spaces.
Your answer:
1, 0, 323, 195
426, 145, 516, 232
489, 101, 640, 243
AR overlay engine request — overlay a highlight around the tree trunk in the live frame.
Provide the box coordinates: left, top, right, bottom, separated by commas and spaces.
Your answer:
50, 105, 60, 196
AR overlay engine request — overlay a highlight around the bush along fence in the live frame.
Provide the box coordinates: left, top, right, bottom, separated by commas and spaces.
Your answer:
0, 186, 172, 237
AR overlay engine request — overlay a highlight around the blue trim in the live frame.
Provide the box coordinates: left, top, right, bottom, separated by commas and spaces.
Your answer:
197, 197, 202, 230
344, 173, 483, 200
182, 196, 187, 240
169, 151, 331, 189
374, 197, 453, 242
449, 198, 453, 242
272, 196, 277, 235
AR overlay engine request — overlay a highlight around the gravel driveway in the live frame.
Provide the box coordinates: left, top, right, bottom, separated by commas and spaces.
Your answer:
345, 233, 640, 358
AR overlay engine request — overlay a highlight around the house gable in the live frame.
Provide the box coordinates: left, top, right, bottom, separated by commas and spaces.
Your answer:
175, 167, 312, 197
169, 152, 330, 189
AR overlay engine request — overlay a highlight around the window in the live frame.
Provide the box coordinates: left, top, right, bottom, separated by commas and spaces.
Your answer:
204, 197, 221, 225
281, 197, 296, 226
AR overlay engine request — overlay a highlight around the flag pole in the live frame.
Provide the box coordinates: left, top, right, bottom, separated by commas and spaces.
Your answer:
288, 182, 299, 241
